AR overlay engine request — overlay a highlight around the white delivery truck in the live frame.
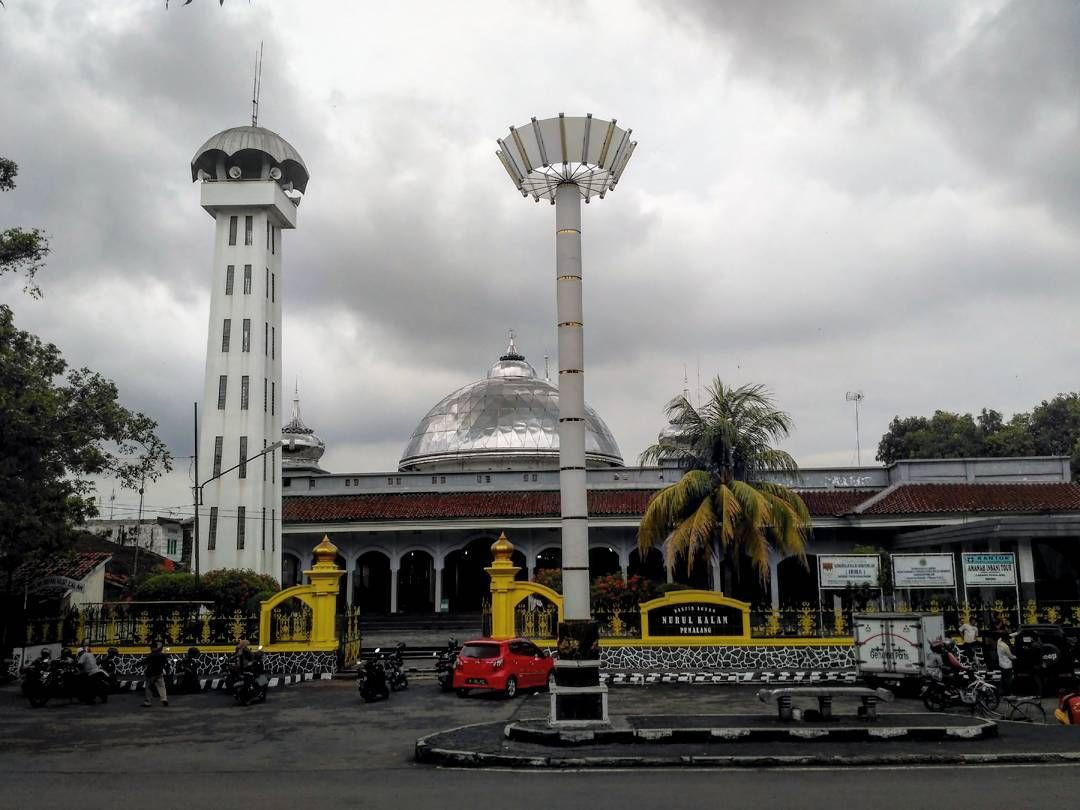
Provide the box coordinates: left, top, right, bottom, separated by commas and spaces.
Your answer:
853, 612, 945, 691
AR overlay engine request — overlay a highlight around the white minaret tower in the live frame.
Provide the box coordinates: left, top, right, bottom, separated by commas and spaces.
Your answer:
190, 125, 309, 580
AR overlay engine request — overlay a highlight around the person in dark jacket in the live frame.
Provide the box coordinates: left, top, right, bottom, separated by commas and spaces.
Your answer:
142, 640, 169, 707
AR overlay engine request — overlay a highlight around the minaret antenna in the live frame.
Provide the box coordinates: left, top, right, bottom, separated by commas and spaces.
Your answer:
251, 41, 264, 127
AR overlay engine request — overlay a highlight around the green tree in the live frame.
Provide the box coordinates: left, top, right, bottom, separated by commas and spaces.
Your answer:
637, 379, 810, 581
0, 155, 172, 590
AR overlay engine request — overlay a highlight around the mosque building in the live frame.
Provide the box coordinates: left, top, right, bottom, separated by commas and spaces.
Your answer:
279, 337, 1080, 616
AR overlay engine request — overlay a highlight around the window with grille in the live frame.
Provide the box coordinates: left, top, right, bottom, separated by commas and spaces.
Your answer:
228, 216, 237, 246
240, 375, 249, 410
217, 376, 227, 410
243, 265, 252, 295
237, 506, 246, 549
242, 319, 251, 352
239, 436, 248, 479
213, 436, 223, 476
225, 265, 235, 295
208, 506, 218, 550
221, 319, 231, 353
244, 216, 253, 246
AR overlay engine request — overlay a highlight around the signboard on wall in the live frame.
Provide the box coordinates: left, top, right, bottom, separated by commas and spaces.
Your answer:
962, 553, 1017, 586
818, 555, 880, 589
892, 554, 956, 588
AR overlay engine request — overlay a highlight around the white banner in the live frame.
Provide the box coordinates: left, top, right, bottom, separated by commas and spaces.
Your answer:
818, 555, 880, 589
962, 553, 1017, 586
892, 554, 956, 588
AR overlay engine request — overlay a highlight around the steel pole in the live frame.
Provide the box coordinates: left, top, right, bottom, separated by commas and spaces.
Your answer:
555, 182, 589, 621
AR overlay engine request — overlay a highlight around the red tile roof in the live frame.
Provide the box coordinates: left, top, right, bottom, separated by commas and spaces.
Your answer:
15, 551, 111, 585
283, 482, 1080, 524
859, 483, 1080, 515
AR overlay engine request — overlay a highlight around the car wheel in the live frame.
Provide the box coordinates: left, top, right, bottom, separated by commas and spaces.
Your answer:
544, 671, 555, 692
456, 688, 469, 698
504, 676, 518, 699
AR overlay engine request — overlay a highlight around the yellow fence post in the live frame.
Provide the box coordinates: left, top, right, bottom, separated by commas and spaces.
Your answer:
485, 533, 521, 640
258, 535, 344, 647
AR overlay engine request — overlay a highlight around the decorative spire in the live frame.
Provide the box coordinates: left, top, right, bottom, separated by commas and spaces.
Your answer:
500, 329, 525, 362
291, 377, 302, 425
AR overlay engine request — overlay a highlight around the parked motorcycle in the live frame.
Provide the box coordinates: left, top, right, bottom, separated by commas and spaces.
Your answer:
434, 637, 459, 693
358, 650, 391, 703
21, 651, 81, 708
173, 647, 203, 695
920, 672, 1000, 714
98, 647, 121, 693
387, 642, 408, 692
229, 648, 269, 706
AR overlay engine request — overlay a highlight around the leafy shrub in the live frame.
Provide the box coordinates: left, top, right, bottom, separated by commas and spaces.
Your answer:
532, 568, 562, 594
657, 582, 692, 595
591, 574, 660, 611
201, 569, 280, 613
245, 589, 279, 614
133, 571, 200, 602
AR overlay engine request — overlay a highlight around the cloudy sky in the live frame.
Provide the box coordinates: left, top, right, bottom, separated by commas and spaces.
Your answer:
2, 0, 1078, 519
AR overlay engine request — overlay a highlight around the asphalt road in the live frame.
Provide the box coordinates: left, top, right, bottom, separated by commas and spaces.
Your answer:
2, 678, 1078, 809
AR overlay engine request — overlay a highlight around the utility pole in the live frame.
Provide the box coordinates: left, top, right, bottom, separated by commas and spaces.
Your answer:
132, 465, 146, 577
846, 391, 865, 465
193, 401, 200, 582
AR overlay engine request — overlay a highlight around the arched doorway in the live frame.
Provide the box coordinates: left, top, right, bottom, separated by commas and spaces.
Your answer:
629, 547, 665, 583
535, 547, 561, 572
281, 553, 301, 588
589, 546, 621, 579
778, 555, 816, 608
443, 537, 494, 613
354, 551, 392, 614
397, 550, 435, 613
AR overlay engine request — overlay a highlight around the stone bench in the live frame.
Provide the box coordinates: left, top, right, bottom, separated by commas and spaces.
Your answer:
757, 685, 894, 722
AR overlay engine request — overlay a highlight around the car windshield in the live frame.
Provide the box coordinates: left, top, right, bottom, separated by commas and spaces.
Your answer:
460, 643, 501, 659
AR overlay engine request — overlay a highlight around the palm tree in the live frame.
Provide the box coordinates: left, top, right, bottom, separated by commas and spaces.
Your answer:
638, 378, 810, 583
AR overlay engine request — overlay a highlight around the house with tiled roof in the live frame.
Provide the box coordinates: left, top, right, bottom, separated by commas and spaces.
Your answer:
272, 342, 1080, 616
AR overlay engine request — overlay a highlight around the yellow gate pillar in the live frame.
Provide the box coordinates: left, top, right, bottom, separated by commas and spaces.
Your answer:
485, 533, 521, 640
306, 536, 345, 645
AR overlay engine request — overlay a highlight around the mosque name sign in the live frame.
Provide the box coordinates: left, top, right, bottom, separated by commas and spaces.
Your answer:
640, 592, 751, 640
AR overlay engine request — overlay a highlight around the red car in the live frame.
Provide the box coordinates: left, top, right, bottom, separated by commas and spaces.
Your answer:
452, 637, 555, 698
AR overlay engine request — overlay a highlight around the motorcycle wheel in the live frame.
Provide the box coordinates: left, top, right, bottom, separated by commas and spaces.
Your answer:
503, 676, 518, 699
976, 684, 1000, 714
391, 675, 407, 692
922, 686, 948, 713
544, 671, 555, 692
439, 675, 453, 693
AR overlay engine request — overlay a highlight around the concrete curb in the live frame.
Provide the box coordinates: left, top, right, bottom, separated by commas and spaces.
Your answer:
116, 671, 332, 692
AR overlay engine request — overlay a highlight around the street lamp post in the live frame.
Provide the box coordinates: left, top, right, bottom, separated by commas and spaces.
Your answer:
495, 114, 636, 727
846, 391, 864, 465
192, 436, 282, 581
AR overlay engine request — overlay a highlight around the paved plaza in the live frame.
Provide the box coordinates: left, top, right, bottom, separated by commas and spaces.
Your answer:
3, 678, 1080, 808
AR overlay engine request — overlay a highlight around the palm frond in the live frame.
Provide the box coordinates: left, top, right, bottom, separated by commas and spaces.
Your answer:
637, 469, 714, 554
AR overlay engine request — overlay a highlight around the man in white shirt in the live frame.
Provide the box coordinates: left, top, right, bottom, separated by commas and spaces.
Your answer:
996, 633, 1016, 695
958, 620, 979, 661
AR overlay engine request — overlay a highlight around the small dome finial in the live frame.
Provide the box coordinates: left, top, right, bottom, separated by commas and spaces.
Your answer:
312, 535, 339, 566
500, 329, 524, 362
490, 532, 515, 564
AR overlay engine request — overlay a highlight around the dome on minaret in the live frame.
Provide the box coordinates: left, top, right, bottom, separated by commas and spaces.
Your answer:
191, 125, 310, 194
399, 333, 623, 472
281, 384, 326, 472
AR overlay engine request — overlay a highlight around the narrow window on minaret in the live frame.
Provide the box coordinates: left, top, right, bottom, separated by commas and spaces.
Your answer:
272, 326, 275, 360
263, 378, 267, 412
240, 375, 249, 410
271, 381, 275, 415
228, 216, 237, 246
265, 267, 269, 299
217, 376, 227, 410
261, 509, 266, 550
264, 322, 268, 356
262, 439, 267, 481
271, 227, 276, 255
239, 436, 248, 479
243, 265, 252, 295
244, 216, 253, 246
213, 436, 223, 476
271, 509, 275, 551
221, 319, 231, 353
225, 265, 235, 295
242, 319, 251, 352
208, 507, 218, 550
271, 273, 275, 302
266, 220, 270, 250
271, 447, 275, 483
237, 506, 246, 549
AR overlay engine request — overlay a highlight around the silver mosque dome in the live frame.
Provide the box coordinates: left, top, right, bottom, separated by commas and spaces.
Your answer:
191, 125, 310, 194
281, 386, 326, 472
399, 335, 623, 472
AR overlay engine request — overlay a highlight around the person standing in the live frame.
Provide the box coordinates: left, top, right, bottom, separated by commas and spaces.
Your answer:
142, 640, 169, 708
958, 618, 979, 662
996, 632, 1017, 695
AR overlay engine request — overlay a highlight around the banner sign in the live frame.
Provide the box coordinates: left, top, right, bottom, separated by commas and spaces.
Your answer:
645, 601, 745, 638
32, 575, 86, 593
962, 553, 1017, 586
892, 554, 956, 588
818, 555, 880, 589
